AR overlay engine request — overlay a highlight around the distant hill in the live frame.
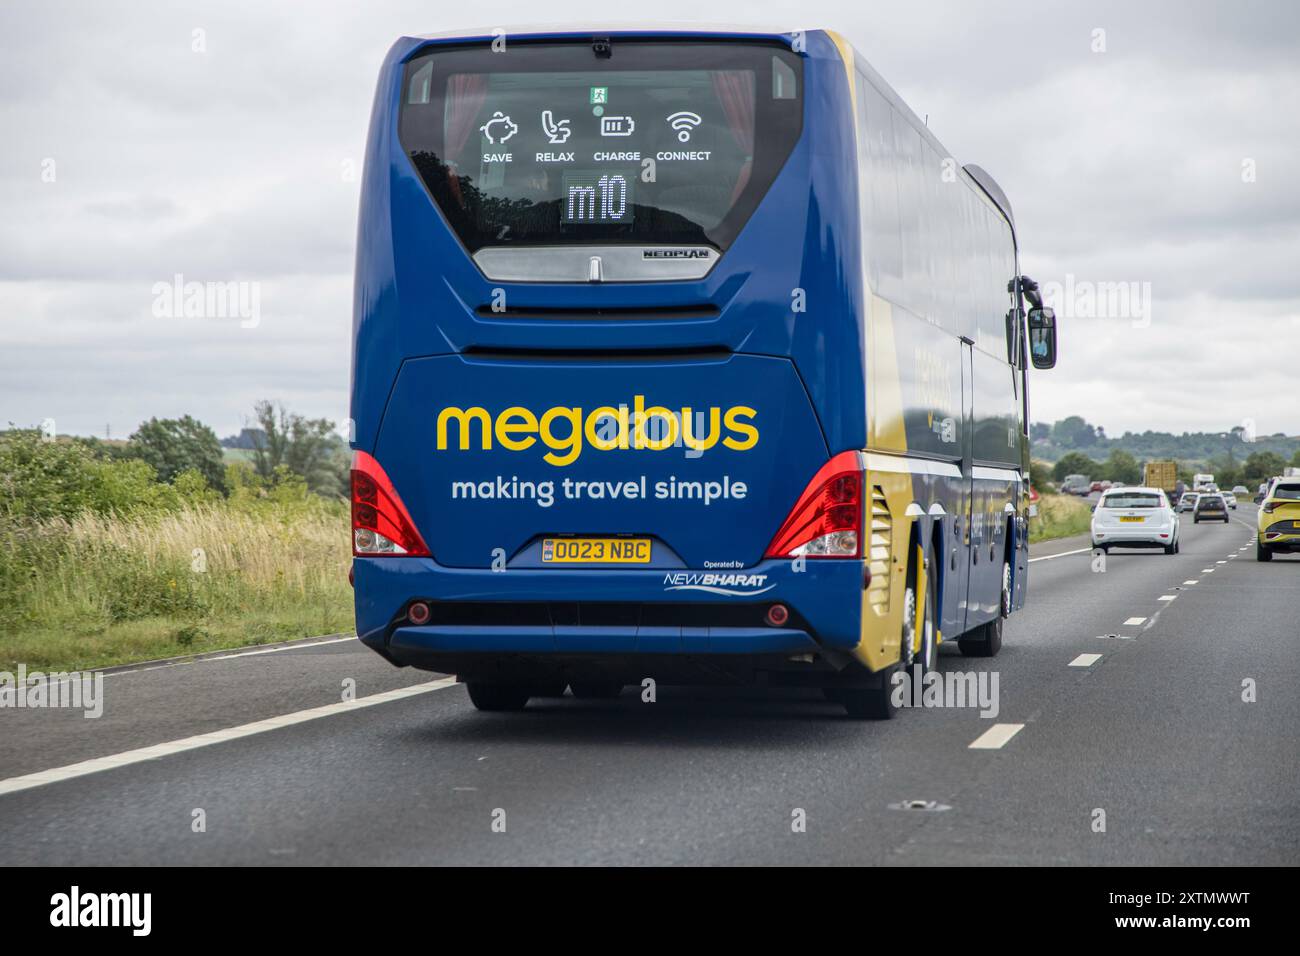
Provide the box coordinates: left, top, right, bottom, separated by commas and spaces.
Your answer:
220, 427, 266, 450
1030, 416, 1300, 467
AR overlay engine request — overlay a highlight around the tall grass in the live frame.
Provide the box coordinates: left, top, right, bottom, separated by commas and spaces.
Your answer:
0, 498, 352, 671
1029, 493, 1093, 543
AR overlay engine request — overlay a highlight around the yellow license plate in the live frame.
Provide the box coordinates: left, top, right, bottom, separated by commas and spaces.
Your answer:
542, 538, 651, 564
1119, 516, 1145, 522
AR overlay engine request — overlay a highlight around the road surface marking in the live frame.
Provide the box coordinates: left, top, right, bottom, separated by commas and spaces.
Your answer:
1202, 568, 1215, 573
1216, 560, 1227, 564
1069, 653, 1102, 667
0, 678, 457, 797
1158, 595, 1177, 602
1028, 547, 1091, 563
1123, 617, 1147, 626
969, 723, 1025, 749
1183, 580, 1198, 585
27, 636, 360, 688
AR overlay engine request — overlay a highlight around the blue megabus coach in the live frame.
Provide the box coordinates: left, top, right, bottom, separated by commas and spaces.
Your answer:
350, 25, 1059, 717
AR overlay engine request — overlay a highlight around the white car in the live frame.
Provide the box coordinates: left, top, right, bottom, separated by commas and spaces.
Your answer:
1091, 486, 1180, 554
1223, 492, 1237, 509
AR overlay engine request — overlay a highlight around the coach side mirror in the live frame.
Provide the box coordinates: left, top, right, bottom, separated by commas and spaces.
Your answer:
1027, 307, 1057, 369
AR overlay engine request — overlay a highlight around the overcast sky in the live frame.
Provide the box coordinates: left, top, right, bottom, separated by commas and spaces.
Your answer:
2, 0, 1298, 441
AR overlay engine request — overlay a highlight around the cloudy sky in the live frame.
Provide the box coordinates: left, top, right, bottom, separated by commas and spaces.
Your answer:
2, 0, 1298, 441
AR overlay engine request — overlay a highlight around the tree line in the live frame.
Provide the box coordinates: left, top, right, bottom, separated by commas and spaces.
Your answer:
1040, 447, 1300, 494
1, 402, 348, 521
1031, 415, 1299, 467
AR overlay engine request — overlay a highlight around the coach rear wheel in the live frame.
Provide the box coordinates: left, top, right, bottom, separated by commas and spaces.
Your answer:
899, 555, 938, 676
959, 616, 1003, 657
829, 667, 901, 720
466, 682, 531, 712
958, 561, 1007, 659
999, 558, 1012, 618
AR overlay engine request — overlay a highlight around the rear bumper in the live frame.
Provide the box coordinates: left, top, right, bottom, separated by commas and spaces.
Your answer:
1091, 527, 1174, 546
1260, 526, 1300, 550
354, 556, 867, 672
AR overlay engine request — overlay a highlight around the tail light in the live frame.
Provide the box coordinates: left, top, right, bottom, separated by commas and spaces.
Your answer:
765, 451, 862, 559
351, 451, 430, 557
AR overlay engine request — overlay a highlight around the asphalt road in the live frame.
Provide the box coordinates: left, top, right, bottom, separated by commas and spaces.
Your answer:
1, 504, 1296, 865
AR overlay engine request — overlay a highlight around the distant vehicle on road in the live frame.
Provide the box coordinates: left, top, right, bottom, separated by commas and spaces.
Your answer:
1223, 492, 1237, 509
1091, 487, 1180, 554
1090, 481, 1104, 493
1178, 492, 1199, 512
1257, 478, 1300, 561
1061, 474, 1091, 496
1231, 485, 1249, 496
1193, 493, 1230, 524
1192, 472, 1215, 492
1143, 460, 1178, 502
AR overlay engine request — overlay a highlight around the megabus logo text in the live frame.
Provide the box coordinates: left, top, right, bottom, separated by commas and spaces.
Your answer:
436, 397, 759, 466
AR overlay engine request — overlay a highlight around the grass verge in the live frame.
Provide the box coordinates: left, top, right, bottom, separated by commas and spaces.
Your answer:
0, 500, 352, 672
1029, 493, 1093, 544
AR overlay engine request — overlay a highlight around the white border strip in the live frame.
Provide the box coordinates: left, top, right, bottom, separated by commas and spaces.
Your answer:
864, 452, 963, 479
972, 465, 1022, 483
0, 679, 457, 798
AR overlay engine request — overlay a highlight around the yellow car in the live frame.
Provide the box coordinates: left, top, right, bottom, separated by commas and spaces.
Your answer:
1256, 478, 1300, 561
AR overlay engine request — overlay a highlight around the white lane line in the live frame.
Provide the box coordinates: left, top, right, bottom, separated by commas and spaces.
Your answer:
0, 678, 457, 798
1123, 616, 1148, 626
99, 636, 358, 680
28, 636, 360, 689
969, 723, 1025, 749
1216, 560, 1227, 564
1202, 568, 1215, 573
1028, 547, 1092, 563
1069, 653, 1102, 667
1183, 580, 1198, 585
1158, 595, 1177, 602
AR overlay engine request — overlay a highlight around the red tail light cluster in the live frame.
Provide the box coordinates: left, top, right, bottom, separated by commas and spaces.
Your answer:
765, 451, 863, 559
351, 451, 430, 557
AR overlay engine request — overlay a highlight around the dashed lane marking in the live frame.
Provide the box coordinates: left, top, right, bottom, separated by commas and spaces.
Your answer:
1069, 654, 1102, 667
969, 723, 1025, 750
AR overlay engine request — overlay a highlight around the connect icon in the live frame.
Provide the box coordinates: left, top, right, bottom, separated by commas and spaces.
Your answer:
666, 111, 702, 143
